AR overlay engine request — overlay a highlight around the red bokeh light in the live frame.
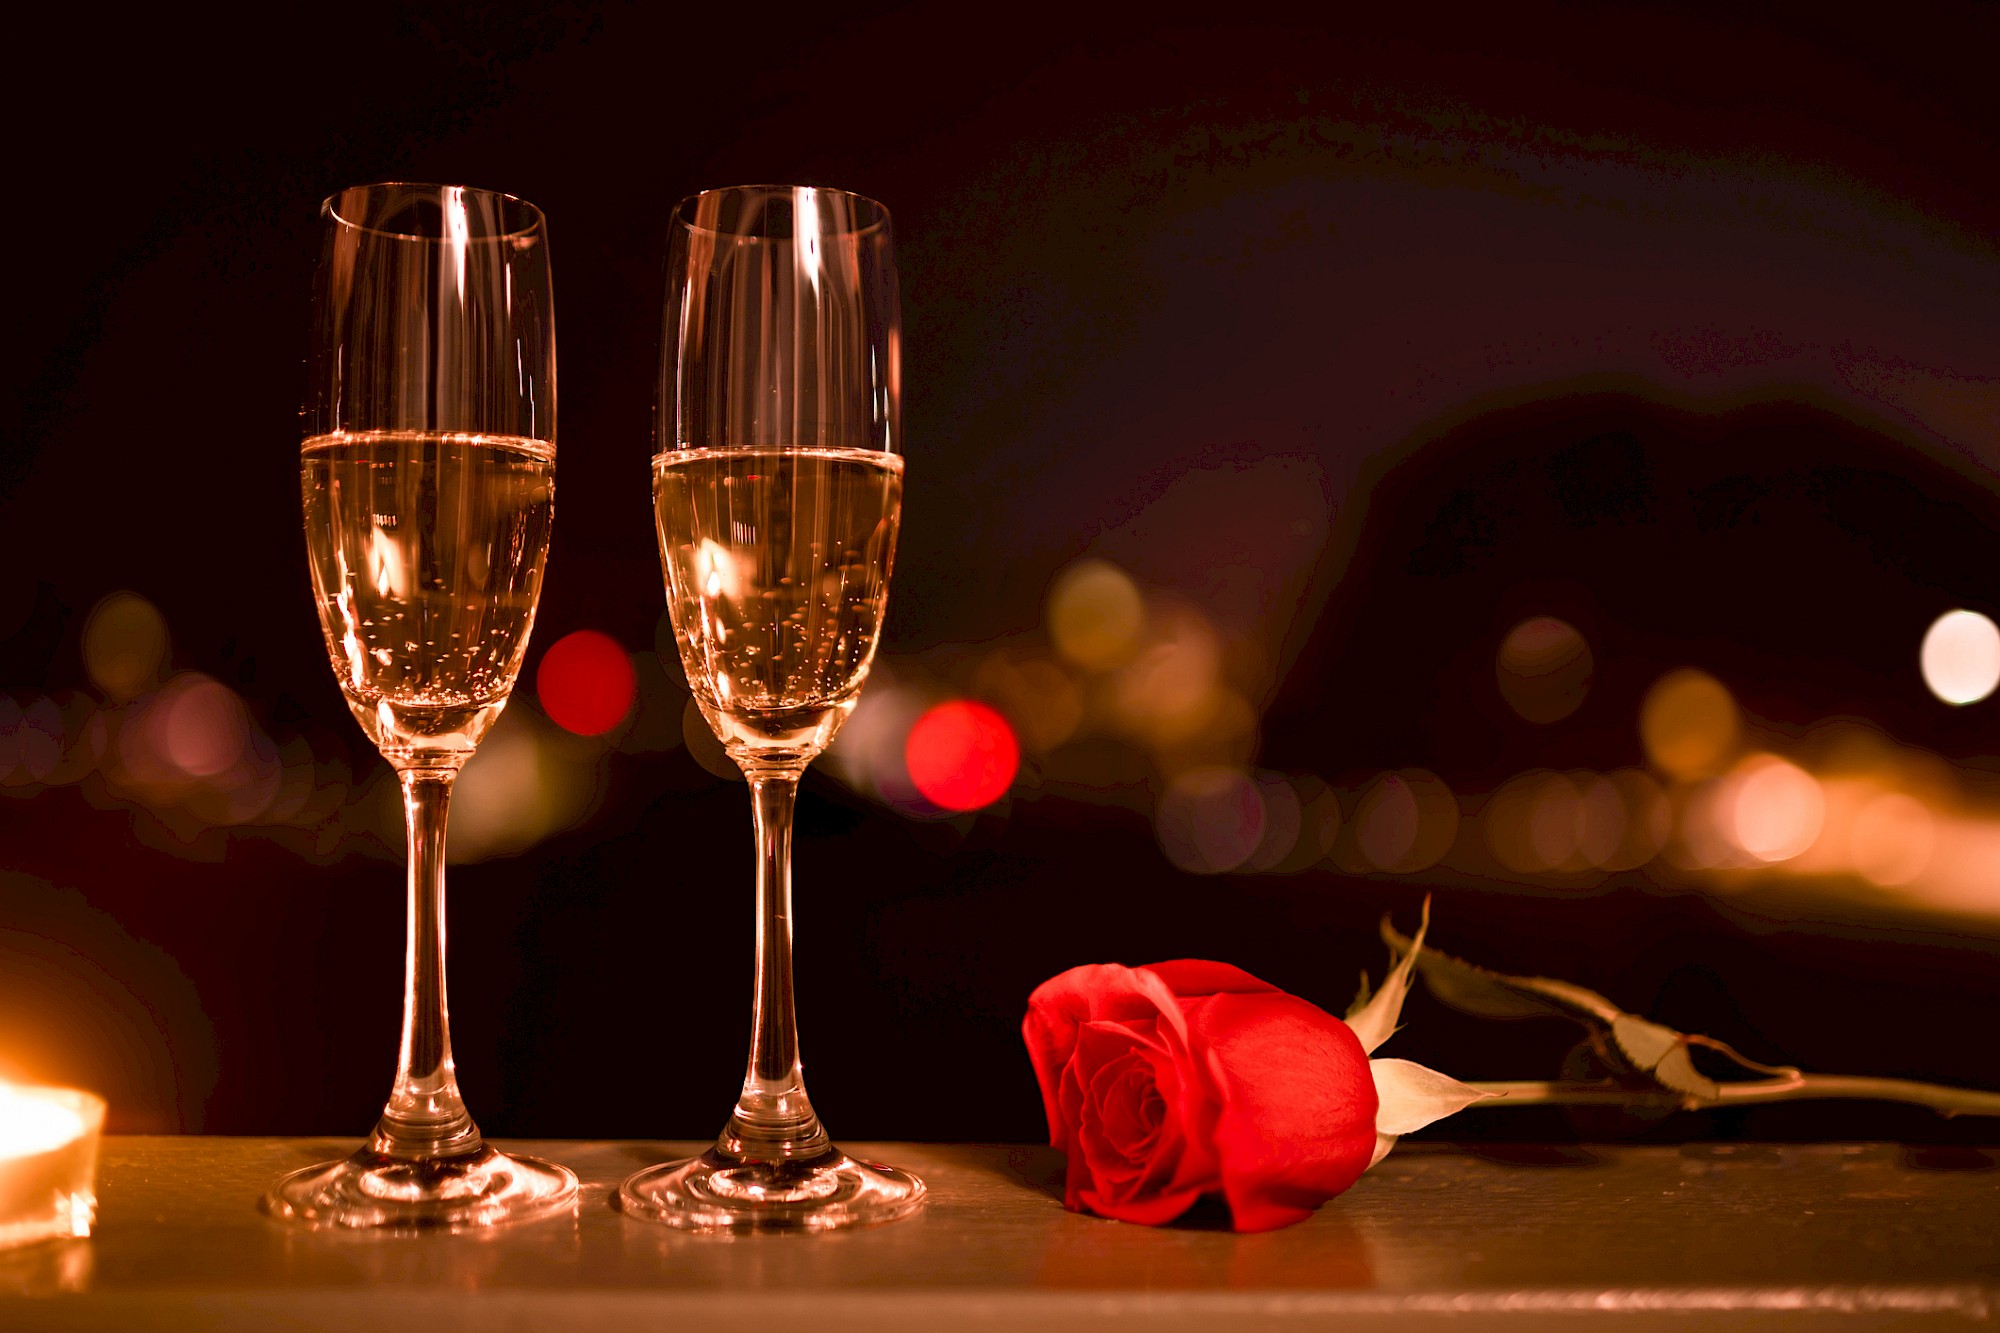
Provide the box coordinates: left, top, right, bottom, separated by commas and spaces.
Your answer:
535, 631, 635, 736
905, 701, 1019, 812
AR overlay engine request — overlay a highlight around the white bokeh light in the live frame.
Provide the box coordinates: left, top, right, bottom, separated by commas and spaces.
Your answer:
1921, 609, 2000, 705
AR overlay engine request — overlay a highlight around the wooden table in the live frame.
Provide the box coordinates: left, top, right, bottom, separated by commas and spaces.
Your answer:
1, 1138, 1995, 1329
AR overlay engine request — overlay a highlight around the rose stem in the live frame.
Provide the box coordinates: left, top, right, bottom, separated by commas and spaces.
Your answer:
1468, 1075, 2000, 1118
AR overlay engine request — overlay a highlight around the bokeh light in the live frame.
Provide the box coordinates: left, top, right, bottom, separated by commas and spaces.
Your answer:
824, 672, 926, 805
1112, 606, 1224, 745
1573, 773, 1624, 869
1240, 771, 1303, 873
1849, 791, 1935, 887
1920, 609, 2000, 706
1156, 766, 1263, 873
1047, 559, 1145, 671
82, 593, 167, 701
905, 701, 1019, 812
1487, 770, 1558, 873
1352, 769, 1457, 873
1724, 754, 1825, 863
535, 630, 636, 736
1528, 774, 1585, 870
1669, 779, 1741, 871
450, 714, 547, 862
1601, 769, 1669, 871
161, 677, 250, 778
970, 654, 1083, 753
1496, 617, 1593, 723
1486, 770, 1643, 876
1641, 668, 1741, 780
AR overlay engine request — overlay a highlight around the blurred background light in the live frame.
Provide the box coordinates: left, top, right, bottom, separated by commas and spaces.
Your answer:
824, 670, 931, 806
1601, 769, 1669, 872
535, 630, 636, 736
905, 700, 1019, 812
1920, 609, 2000, 706
1669, 779, 1741, 872
1352, 769, 1457, 874
1641, 668, 1741, 780
1573, 772, 1624, 870
449, 712, 548, 862
1527, 773, 1584, 872
1156, 766, 1263, 874
1047, 559, 1145, 671
1111, 605, 1224, 746
969, 654, 1082, 754
448, 707, 604, 863
160, 677, 248, 778
1486, 770, 1558, 874
1848, 791, 1936, 887
1239, 771, 1304, 874
1496, 616, 1593, 723
1353, 772, 1416, 871
81, 593, 167, 702
1724, 754, 1825, 863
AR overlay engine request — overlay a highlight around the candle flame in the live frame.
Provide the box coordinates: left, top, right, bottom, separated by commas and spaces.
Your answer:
0, 1081, 87, 1159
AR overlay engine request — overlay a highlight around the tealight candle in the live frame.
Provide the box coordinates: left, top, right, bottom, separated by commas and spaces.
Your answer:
0, 1082, 105, 1250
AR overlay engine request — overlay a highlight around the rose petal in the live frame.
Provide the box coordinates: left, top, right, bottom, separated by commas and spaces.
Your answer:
1079, 1179, 1206, 1226
1079, 1052, 1154, 1190
1183, 991, 1378, 1232
1073, 1022, 1170, 1177
1023, 963, 1194, 1152
1146, 959, 1283, 998
1070, 1020, 1215, 1215
1096, 1062, 1165, 1165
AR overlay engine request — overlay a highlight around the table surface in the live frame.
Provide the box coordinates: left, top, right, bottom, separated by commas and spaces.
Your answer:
1, 1137, 1997, 1329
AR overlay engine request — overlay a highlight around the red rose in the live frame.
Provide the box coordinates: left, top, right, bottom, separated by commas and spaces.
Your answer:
1022, 958, 1379, 1232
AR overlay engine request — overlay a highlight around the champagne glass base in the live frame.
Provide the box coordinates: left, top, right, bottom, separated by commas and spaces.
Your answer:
263, 1144, 579, 1232
617, 1147, 926, 1233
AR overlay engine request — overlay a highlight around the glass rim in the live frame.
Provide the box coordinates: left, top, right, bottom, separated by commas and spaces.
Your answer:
672, 184, 892, 239
321, 182, 547, 243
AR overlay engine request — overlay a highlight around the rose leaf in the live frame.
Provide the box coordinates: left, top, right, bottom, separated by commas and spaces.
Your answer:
1382, 919, 1625, 1025
1609, 1014, 1723, 1101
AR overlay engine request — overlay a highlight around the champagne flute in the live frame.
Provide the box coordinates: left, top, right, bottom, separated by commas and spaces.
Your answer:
619, 185, 925, 1231
266, 183, 578, 1229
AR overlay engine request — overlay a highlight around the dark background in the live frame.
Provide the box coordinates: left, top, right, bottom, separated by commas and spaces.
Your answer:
5, 4, 2000, 1146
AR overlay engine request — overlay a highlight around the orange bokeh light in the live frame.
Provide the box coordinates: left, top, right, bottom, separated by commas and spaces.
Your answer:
1849, 791, 1935, 886
1726, 754, 1824, 863
1641, 668, 1740, 780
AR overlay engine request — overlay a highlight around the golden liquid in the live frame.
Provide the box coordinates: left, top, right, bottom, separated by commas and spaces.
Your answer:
302, 431, 555, 764
653, 446, 902, 765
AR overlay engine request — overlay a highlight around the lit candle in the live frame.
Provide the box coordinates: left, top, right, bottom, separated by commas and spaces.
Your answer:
0, 1082, 105, 1250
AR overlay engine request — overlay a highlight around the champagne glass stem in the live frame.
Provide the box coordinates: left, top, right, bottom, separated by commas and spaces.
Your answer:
370, 767, 481, 1161
719, 768, 831, 1163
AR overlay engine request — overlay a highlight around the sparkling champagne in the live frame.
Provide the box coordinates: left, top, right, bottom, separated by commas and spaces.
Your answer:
653, 446, 902, 762
302, 430, 555, 762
